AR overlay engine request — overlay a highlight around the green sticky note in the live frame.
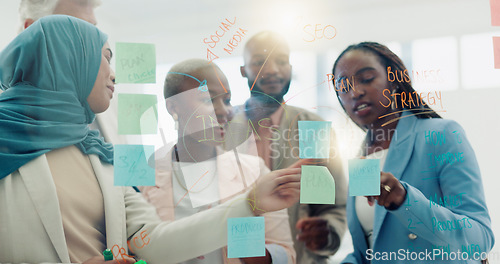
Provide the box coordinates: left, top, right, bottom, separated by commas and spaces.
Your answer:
348, 159, 380, 196
118, 93, 157, 135
115, 42, 156, 83
227, 217, 265, 258
114, 144, 155, 186
300, 165, 335, 204
298, 121, 331, 158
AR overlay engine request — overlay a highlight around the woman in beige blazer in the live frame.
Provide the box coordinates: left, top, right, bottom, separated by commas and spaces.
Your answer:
0, 16, 302, 264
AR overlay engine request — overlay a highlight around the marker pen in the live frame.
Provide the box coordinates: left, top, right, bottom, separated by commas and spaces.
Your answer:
135, 260, 147, 264
103, 249, 113, 261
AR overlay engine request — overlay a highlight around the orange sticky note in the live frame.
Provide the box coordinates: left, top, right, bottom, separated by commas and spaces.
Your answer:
494, 37, 500, 69
491, 0, 500, 26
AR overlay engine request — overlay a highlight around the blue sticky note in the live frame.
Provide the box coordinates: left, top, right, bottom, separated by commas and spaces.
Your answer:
300, 165, 335, 204
348, 159, 380, 196
114, 144, 155, 186
227, 217, 265, 258
298, 121, 331, 159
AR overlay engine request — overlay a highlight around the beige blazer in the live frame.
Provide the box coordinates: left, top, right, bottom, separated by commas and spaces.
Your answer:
141, 148, 295, 264
229, 104, 348, 264
0, 153, 255, 264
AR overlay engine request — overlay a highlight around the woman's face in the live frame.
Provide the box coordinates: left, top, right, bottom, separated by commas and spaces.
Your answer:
171, 67, 233, 145
87, 42, 115, 114
334, 49, 395, 128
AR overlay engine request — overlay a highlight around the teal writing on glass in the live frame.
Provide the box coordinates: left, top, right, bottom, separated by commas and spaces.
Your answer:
431, 216, 472, 233
424, 130, 446, 145
429, 192, 465, 208
427, 152, 464, 168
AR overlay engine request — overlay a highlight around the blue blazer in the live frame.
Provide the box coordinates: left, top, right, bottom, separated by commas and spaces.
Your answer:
342, 114, 494, 263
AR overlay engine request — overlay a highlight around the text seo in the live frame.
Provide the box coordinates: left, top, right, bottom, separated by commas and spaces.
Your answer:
303, 24, 337, 42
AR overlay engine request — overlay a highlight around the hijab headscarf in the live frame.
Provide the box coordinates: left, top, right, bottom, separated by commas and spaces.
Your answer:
0, 15, 113, 179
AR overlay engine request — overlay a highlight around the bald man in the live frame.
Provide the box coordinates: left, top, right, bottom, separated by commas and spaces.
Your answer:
229, 31, 347, 264
18, 0, 125, 145
20, 0, 98, 30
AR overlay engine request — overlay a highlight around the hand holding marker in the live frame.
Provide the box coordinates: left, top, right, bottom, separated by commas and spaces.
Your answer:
102, 249, 146, 263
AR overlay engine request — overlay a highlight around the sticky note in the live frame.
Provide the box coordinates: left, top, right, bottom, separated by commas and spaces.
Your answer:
227, 217, 265, 258
491, 0, 500, 26
348, 159, 380, 196
115, 42, 156, 83
118, 93, 157, 135
298, 121, 331, 159
300, 165, 335, 204
494, 37, 500, 69
114, 144, 155, 186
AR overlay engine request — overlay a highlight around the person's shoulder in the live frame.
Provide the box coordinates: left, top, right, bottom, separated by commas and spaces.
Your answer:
284, 104, 324, 121
414, 117, 464, 132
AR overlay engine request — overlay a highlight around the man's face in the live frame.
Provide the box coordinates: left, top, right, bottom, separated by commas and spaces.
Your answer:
53, 0, 97, 25
241, 36, 292, 102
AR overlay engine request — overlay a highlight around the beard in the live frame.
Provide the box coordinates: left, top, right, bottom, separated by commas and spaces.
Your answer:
247, 78, 291, 104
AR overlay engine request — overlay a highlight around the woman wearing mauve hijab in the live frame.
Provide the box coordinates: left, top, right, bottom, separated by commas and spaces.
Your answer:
0, 15, 302, 264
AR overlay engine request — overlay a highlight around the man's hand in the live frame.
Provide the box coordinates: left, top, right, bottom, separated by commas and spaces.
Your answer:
248, 167, 301, 215
246, 158, 321, 215
241, 249, 272, 264
296, 217, 330, 251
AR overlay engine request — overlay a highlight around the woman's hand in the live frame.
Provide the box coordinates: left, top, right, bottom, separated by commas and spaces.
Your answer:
367, 171, 406, 210
82, 256, 135, 264
247, 159, 312, 215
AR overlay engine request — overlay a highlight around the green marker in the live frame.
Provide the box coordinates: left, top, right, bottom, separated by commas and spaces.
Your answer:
103, 249, 113, 261
135, 260, 147, 264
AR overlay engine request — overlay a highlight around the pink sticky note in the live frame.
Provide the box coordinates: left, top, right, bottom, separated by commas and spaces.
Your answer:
494, 37, 500, 69
491, 0, 500, 26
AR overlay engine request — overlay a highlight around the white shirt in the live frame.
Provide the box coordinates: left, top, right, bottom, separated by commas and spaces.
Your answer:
172, 158, 223, 264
